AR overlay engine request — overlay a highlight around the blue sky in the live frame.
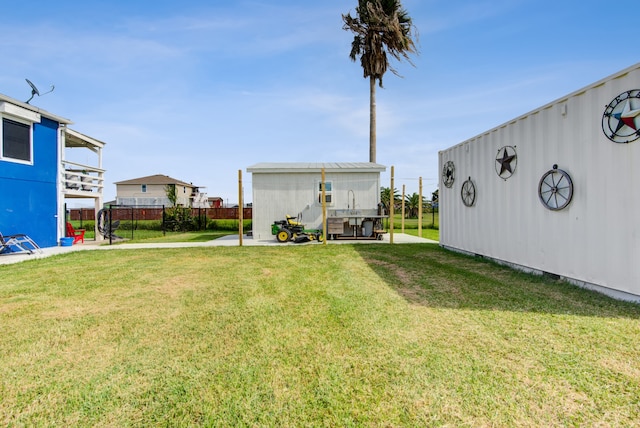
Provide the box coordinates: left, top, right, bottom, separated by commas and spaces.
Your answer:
1, 0, 637, 205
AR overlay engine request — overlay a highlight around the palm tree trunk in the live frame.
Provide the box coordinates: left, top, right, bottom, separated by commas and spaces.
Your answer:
369, 76, 376, 163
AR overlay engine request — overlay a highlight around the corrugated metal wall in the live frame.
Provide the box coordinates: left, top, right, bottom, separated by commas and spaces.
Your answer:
440, 63, 640, 299
250, 170, 381, 240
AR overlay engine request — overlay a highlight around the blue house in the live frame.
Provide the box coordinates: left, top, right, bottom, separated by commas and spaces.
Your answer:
1, 93, 106, 248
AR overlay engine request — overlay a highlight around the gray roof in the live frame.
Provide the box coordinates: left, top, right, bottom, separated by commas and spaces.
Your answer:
247, 162, 386, 174
114, 174, 196, 187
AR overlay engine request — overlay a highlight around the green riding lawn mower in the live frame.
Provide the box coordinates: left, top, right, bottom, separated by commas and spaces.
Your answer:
271, 215, 324, 244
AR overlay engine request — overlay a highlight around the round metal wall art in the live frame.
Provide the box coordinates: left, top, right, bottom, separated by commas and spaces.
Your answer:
602, 89, 640, 143
538, 165, 573, 211
442, 161, 455, 188
461, 177, 476, 207
495, 145, 517, 179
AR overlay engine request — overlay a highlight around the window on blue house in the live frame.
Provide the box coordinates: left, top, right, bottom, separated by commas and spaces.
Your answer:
1, 118, 32, 163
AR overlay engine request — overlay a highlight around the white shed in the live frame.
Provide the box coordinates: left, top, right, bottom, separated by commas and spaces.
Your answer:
439, 62, 640, 301
247, 162, 386, 240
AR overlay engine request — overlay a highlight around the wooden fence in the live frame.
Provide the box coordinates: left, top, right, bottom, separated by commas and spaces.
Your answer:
68, 207, 252, 221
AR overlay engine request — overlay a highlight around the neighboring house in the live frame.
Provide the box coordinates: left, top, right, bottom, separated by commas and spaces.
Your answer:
1, 93, 106, 248
439, 62, 640, 301
208, 197, 223, 208
115, 174, 209, 208
247, 162, 386, 240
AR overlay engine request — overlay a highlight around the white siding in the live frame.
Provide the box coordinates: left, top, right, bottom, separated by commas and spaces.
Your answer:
440, 63, 640, 300
248, 164, 384, 240
116, 183, 192, 207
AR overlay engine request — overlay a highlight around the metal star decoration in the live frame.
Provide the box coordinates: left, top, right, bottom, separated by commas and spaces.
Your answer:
602, 90, 640, 143
614, 97, 640, 132
495, 146, 517, 179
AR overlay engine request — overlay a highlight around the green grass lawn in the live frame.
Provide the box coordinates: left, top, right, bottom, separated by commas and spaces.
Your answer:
1, 244, 638, 426
390, 212, 439, 241
399, 227, 439, 241
107, 230, 235, 244
396, 212, 439, 229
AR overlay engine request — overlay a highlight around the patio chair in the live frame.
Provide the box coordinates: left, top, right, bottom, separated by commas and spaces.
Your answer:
66, 222, 85, 244
0, 232, 42, 255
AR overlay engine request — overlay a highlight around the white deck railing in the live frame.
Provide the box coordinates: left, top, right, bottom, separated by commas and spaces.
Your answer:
192, 192, 210, 208
62, 160, 105, 197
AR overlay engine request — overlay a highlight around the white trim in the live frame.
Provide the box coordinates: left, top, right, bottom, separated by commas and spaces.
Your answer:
0, 94, 71, 125
0, 101, 42, 165
0, 102, 41, 123
57, 126, 65, 242
65, 128, 106, 149
0, 115, 34, 165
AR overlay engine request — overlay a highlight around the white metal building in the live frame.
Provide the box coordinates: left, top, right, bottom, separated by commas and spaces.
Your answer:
247, 162, 386, 240
439, 62, 640, 301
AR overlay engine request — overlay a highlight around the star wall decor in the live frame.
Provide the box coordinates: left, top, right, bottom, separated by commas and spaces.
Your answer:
495, 146, 517, 179
602, 89, 640, 143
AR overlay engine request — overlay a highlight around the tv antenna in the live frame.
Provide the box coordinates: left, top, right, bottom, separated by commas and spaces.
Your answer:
25, 79, 55, 104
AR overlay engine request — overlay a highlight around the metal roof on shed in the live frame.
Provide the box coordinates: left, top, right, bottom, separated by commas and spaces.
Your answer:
247, 162, 386, 173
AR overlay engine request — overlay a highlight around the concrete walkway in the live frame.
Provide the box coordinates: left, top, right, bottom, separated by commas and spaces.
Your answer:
0, 233, 438, 266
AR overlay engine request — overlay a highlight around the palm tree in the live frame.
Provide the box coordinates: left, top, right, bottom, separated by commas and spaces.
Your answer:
343, 0, 417, 163
380, 186, 400, 213
405, 192, 423, 218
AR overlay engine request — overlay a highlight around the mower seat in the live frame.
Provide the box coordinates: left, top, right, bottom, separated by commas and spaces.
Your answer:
285, 215, 302, 226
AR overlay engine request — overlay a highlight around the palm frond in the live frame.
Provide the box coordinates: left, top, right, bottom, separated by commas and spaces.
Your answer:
343, 0, 418, 87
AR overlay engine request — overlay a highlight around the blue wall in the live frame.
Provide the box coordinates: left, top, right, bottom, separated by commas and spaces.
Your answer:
1, 117, 59, 248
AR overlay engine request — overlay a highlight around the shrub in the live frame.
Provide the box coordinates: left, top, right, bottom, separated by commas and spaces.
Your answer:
72, 220, 95, 230
164, 207, 197, 232
207, 220, 252, 231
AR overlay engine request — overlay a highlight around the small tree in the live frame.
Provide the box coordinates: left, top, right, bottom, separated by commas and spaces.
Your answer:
165, 184, 177, 207
164, 184, 195, 231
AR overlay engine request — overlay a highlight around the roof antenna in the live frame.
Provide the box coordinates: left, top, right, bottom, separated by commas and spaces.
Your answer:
25, 78, 55, 104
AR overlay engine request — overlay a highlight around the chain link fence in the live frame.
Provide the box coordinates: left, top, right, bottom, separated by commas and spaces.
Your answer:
68, 205, 252, 243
